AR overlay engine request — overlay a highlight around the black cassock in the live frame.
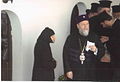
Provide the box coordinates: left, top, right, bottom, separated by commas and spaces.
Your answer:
63, 32, 104, 81
107, 19, 120, 80
89, 15, 113, 80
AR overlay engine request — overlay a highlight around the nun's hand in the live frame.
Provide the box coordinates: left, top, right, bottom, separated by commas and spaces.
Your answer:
52, 58, 57, 69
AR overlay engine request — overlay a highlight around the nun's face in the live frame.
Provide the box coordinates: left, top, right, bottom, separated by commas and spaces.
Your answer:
50, 35, 56, 43
77, 20, 89, 36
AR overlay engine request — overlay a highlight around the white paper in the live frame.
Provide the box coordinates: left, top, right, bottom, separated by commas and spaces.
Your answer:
86, 41, 95, 51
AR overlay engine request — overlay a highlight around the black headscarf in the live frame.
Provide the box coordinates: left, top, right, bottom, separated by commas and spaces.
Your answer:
37, 27, 55, 43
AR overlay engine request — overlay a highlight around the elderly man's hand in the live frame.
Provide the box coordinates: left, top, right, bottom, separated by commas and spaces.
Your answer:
89, 45, 97, 52
66, 71, 73, 79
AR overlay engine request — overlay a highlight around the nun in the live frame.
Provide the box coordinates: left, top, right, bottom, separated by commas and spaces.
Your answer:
32, 27, 56, 81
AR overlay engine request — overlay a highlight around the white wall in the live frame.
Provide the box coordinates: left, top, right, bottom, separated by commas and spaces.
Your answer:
1, 0, 120, 81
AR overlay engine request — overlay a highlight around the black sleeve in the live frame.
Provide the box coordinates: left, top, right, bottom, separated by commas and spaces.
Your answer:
63, 35, 72, 74
41, 51, 56, 69
94, 34, 105, 61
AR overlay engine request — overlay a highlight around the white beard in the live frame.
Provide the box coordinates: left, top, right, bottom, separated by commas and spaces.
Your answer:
79, 28, 89, 36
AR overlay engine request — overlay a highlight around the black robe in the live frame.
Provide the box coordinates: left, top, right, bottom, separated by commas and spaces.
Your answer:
63, 32, 105, 81
32, 28, 56, 81
89, 15, 113, 80
107, 19, 120, 80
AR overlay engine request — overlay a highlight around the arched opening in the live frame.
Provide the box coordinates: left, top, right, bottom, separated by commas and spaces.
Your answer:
70, 2, 87, 34
1, 10, 12, 81
77, 2, 87, 15
1, 10, 22, 81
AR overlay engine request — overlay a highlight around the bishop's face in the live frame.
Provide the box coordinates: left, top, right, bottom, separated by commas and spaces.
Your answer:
77, 20, 89, 36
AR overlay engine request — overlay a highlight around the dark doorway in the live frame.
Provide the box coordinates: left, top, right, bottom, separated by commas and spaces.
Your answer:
70, 2, 86, 34
1, 10, 12, 81
70, 5, 79, 34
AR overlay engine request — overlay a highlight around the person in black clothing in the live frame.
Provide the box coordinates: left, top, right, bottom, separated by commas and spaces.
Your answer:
90, 3, 100, 17
86, 9, 92, 18
98, 11, 120, 80
98, 0, 112, 13
112, 5, 120, 20
63, 15, 105, 81
32, 27, 56, 81
89, 1, 113, 80
86, 3, 100, 19
89, 0, 112, 36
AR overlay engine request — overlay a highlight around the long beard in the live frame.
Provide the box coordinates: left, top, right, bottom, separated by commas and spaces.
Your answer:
79, 28, 89, 36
